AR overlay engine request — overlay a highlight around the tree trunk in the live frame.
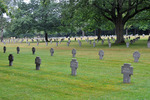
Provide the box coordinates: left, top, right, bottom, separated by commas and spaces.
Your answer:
45, 31, 48, 42
97, 28, 102, 40
115, 20, 125, 44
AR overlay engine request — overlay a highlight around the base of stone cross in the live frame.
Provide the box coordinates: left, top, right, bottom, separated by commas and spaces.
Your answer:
36, 64, 40, 70
71, 68, 77, 76
9, 61, 13, 66
123, 73, 131, 83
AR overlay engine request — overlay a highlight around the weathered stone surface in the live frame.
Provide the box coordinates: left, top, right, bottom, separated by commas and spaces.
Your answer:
79, 41, 81, 47
35, 57, 41, 70
70, 59, 78, 76
126, 42, 129, 48
50, 48, 54, 56
56, 42, 58, 46
121, 63, 133, 83
102, 40, 104, 45
109, 42, 111, 48
16, 47, 20, 54
133, 51, 140, 62
8, 54, 14, 66
32, 47, 36, 54
3, 46, 6, 53
72, 49, 76, 57
99, 50, 104, 60
147, 42, 150, 48
93, 42, 96, 47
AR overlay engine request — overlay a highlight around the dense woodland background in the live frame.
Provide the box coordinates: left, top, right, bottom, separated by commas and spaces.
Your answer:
0, 0, 150, 43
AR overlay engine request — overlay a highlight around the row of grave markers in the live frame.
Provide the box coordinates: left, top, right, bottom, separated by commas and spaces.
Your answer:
8, 54, 133, 83
3, 46, 141, 62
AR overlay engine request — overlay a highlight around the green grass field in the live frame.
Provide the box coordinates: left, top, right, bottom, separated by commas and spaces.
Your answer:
0, 37, 150, 100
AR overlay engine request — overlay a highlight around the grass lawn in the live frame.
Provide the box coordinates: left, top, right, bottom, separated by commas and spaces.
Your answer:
0, 36, 150, 100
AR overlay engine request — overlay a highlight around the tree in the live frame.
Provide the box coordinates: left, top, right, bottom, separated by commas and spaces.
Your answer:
92, 0, 150, 43
10, 0, 61, 41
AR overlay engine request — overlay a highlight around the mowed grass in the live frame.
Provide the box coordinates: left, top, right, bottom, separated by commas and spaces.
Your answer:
0, 37, 150, 100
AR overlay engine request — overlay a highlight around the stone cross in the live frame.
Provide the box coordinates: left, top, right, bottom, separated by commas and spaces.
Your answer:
126, 42, 129, 48
35, 57, 41, 70
89, 40, 92, 44
16, 47, 20, 54
3, 46, 6, 53
46, 42, 48, 46
102, 40, 104, 45
28, 42, 30, 46
50, 48, 54, 56
147, 42, 150, 48
93, 42, 96, 47
79, 41, 81, 47
121, 63, 133, 83
99, 50, 104, 60
37, 42, 39, 46
50, 40, 52, 44
70, 59, 78, 76
56, 42, 58, 46
109, 42, 111, 48
72, 49, 76, 57
67, 42, 69, 46
133, 51, 140, 62
8, 54, 14, 66
130, 40, 133, 44
32, 47, 36, 54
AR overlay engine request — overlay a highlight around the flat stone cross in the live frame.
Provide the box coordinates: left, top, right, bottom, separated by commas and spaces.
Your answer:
35, 57, 41, 70
121, 63, 133, 83
16, 47, 20, 54
72, 49, 76, 57
70, 59, 78, 76
32, 47, 36, 54
133, 51, 140, 62
8, 54, 14, 66
147, 42, 150, 48
3, 46, 6, 53
109, 42, 111, 48
99, 50, 104, 60
126, 42, 129, 48
93, 42, 96, 47
50, 48, 54, 56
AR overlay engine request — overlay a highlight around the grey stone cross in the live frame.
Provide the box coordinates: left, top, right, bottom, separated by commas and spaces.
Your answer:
35, 57, 41, 70
70, 59, 78, 76
133, 51, 140, 62
121, 63, 133, 83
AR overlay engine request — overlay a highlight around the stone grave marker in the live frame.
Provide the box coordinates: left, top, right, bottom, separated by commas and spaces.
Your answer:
72, 49, 76, 57
46, 42, 48, 46
133, 51, 140, 62
130, 40, 133, 44
35, 57, 41, 70
56, 42, 58, 46
99, 50, 104, 60
89, 40, 92, 44
37, 42, 39, 46
147, 42, 150, 48
121, 63, 133, 83
16, 47, 20, 54
93, 42, 96, 47
67, 42, 69, 46
50, 48, 54, 56
79, 41, 81, 47
32, 47, 36, 54
109, 42, 111, 48
102, 40, 104, 45
70, 59, 78, 76
8, 54, 14, 66
3, 46, 6, 53
126, 42, 129, 48
28, 42, 30, 46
